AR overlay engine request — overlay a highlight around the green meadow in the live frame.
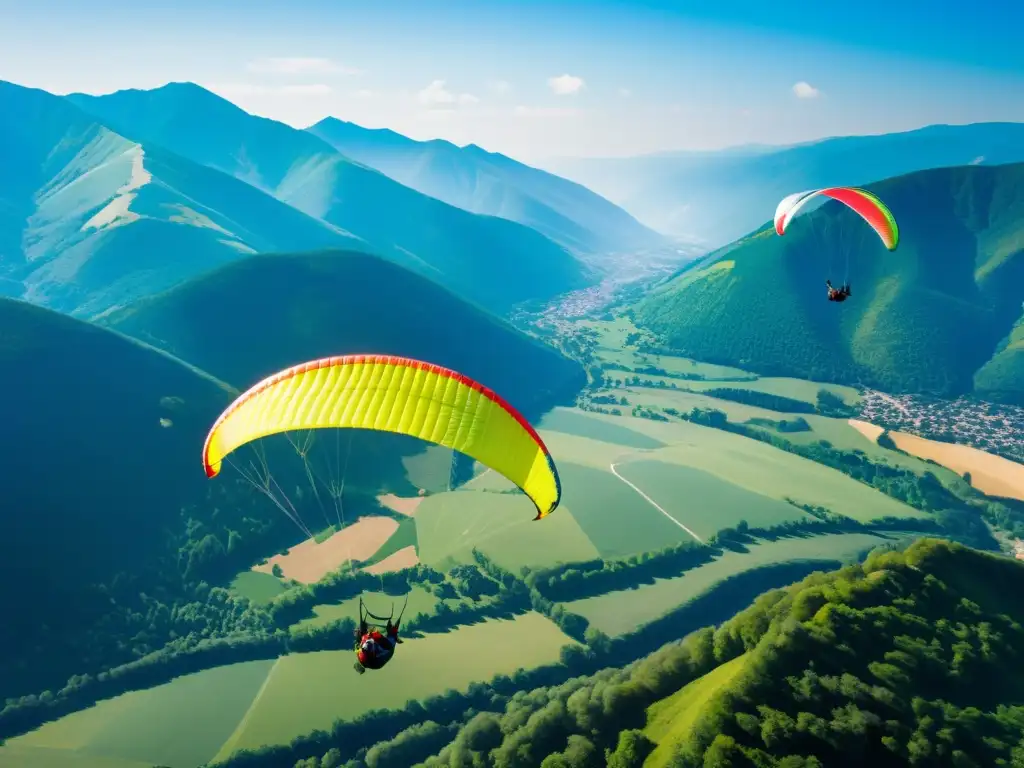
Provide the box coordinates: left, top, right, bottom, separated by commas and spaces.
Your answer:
537, 407, 666, 449
414, 488, 600, 571
216, 612, 575, 759
579, 318, 757, 380
643, 653, 751, 768
7, 659, 276, 768
0, 745, 155, 768
566, 531, 906, 636
559, 461, 695, 556
541, 408, 925, 524
613, 460, 811, 541
229, 571, 286, 605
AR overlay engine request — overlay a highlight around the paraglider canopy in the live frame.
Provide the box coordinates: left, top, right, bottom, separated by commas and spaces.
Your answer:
202, 354, 562, 520
774, 187, 899, 251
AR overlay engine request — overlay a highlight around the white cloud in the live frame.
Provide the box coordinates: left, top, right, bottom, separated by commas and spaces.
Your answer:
417, 79, 478, 106
488, 80, 511, 95
792, 81, 820, 99
618, 88, 632, 98
352, 89, 374, 99
247, 57, 361, 76
548, 74, 585, 96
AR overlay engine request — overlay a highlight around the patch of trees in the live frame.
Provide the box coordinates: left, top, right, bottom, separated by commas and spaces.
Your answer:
746, 415, 812, 433
816, 388, 856, 417
630, 405, 669, 422
702, 387, 817, 414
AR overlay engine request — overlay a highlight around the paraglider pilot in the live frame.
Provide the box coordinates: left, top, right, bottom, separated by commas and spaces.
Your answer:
355, 619, 401, 671
353, 595, 406, 674
826, 280, 851, 302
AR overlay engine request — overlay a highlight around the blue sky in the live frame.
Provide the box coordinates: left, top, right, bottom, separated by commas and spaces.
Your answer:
2, 0, 1021, 160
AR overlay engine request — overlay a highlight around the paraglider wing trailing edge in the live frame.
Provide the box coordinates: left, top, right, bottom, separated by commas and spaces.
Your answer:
202, 354, 562, 520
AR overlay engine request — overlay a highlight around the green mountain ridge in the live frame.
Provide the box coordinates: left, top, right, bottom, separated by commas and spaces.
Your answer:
0, 297, 255, 699
631, 162, 1024, 401
307, 117, 665, 255
0, 80, 362, 317
98, 248, 587, 418
548, 121, 1024, 248
636, 537, 1024, 766
65, 82, 591, 314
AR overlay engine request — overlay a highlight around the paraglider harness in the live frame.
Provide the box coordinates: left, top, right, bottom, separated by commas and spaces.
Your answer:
353, 593, 408, 675
826, 280, 851, 302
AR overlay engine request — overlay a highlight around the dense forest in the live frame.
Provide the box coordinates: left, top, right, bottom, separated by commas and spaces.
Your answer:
284, 539, 1024, 768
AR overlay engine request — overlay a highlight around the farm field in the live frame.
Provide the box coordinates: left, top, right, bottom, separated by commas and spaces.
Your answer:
0, 745, 154, 768
560, 461, 696, 556
366, 545, 419, 574
364, 515, 419, 566
643, 653, 751, 768
889, 430, 1024, 501
230, 570, 286, 605
537, 408, 666, 449
613, 461, 811, 541
216, 612, 576, 759
414, 488, 601, 570
566, 531, 907, 636
253, 516, 398, 583
419, 407, 924, 569
546, 408, 925, 524
6, 659, 276, 768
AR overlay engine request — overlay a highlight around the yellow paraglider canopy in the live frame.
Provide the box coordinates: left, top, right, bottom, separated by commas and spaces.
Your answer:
203, 354, 561, 519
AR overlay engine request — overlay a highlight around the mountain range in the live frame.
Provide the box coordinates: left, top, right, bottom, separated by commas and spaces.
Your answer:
0, 81, 360, 317
548, 122, 1024, 248
63, 83, 605, 313
630, 161, 1024, 402
3, 79, 675, 319
307, 117, 664, 256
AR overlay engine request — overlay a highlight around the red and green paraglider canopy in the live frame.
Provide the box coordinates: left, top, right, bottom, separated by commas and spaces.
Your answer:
774, 187, 899, 251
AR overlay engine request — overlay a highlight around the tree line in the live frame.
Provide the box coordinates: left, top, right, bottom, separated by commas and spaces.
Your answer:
295, 538, 1024, 768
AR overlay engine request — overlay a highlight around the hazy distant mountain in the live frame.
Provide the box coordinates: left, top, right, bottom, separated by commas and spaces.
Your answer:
547, 122, 1024, 248
307, 117, 665, 254
67, 83, 590, 313
0, 81, 359, 317
630, 162, 1024, 402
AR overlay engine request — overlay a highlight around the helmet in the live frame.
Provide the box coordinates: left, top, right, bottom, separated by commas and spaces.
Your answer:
361, 639, 374, 654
